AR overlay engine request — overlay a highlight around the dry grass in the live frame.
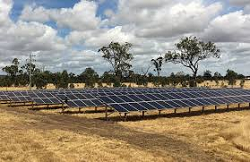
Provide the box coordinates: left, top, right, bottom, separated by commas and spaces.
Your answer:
2, 103, 250, 161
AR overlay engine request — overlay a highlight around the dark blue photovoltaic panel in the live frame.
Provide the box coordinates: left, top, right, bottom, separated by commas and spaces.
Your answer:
121, 104, 138, 111
119, 96, 134, 102
165, 101, 182, 108
148, 101, 165, 109
109, 96, 124, 103
157, 101, 174, 108
140, 102, 157, 110
130, 103, 148, 111
136, 95, 152, 101
174, 100, 190, 107
181, 99, 199, 107
129, 95, 144, 102
74, 100, 87, 107
99, 96, 115, 104
110, 104, 129, 113
67, 101, 78, 107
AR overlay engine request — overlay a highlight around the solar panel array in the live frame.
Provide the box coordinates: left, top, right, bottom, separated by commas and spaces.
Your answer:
1, 88, 250, 114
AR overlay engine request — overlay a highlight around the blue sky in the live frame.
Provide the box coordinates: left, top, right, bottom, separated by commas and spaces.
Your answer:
1, 0, 250, 75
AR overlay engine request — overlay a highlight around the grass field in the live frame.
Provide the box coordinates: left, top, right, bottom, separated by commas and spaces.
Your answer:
1, 103, 250, 161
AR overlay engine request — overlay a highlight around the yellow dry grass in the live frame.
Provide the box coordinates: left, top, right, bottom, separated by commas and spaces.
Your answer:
1, 104, 250, 161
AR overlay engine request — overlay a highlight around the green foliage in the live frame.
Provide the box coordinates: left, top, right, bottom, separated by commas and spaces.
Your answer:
225, 69, 238, 87
59, 70, 69, 89
165, 36, 220, 86
80, 68, 99, 88
203, 70, 212, 80
240, 79, 245, 88
98, 42, 133, 81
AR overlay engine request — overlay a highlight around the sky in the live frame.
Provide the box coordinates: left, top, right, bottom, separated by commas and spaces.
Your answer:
0, 0, 250, 76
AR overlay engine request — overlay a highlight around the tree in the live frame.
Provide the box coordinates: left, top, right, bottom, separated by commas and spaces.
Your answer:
151, 57, 163, 77
80, 68, 99, 88
33, 71, 48, 89
213, 72, 222, 86
59, 70, 69, 88
98, 42, 133, 82
225, 69, 238, 87
165, 36, 220, 87
203, 70, 212, 80
2, 58, 21, 86
101, 71, 114, 86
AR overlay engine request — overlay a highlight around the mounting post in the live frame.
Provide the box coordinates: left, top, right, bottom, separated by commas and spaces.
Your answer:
124, 113, 127, 121
79, 107, 81, 112
238, 103, 240, 109
215, 105, 217, 111
142, 111, 145, 117
227, 104, 229, 109
95, 106, 97, 112
159, 110, 162, 115
174, 109, 177, 114
32, 102, 34, 109
105, 106, 108, 121
61, 103, 64, 113
189, 107, 191, 113
202, 106, 205, 112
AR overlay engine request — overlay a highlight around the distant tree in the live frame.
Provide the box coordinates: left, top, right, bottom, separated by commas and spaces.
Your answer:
101, 71, 114, 86
203, 70, 212, 80
151, 57, 163, 77
98, 42, 133, 82
225, 69, 238, 87
59, 70, 69, 88
80, 68, 99, 88
165, 36, 220, 87
213, 72, 222, 86
33, 71, 48, 89
2, 58, 21, 86
240, 79, 245, 88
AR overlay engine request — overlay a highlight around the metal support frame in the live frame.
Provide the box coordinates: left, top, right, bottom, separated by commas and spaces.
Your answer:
124, 113, 128, 121
31, 102, 34, 109
142, 111, 145, 117
105, 106, 108, 121
61, 103, 64, 113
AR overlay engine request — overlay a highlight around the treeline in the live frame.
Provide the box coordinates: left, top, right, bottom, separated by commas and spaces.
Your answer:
0, 36, 247, 89
0, 58, 245, 89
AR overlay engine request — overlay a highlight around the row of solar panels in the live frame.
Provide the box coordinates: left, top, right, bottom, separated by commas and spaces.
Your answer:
1, 88, 250, 113
108, 96, 250, 113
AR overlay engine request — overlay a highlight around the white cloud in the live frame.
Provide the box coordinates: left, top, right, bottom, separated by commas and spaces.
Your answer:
109, 0, 222, 38
20, 0, 101, 31
202, 11, 250, 43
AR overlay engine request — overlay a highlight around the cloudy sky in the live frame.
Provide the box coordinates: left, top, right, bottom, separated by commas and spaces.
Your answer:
0, 0, 250, 76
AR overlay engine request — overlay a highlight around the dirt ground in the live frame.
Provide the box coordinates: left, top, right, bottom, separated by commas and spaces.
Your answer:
1, 103, 250, 162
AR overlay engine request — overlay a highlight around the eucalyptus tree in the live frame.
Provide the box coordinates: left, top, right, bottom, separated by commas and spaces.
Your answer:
98, 42, 133, 82
151, 57, 163, 77
165, 36, 220, 87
